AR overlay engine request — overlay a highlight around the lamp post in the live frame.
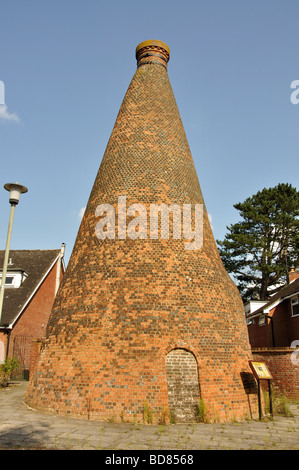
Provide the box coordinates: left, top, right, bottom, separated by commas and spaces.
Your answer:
0, 183, 28, 326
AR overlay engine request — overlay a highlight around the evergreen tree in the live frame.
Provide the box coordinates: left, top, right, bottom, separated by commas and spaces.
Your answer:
217, 183, 299, 302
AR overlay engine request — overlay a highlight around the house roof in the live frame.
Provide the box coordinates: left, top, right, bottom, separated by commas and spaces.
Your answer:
0, 249, 60, 327
247, 278, 299, 317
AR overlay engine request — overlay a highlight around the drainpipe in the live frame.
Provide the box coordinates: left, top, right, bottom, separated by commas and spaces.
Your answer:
0, 325, 12, 361
5, 327, 11, 359
262, 313, 275, 347
247, 311, 275, 347
55, 243, 65, 295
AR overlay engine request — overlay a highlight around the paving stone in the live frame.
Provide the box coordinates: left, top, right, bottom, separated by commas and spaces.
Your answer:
1, 382, 299, 450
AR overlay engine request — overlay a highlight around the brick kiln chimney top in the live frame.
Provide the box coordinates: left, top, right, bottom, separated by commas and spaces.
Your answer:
136, 40, 170, 69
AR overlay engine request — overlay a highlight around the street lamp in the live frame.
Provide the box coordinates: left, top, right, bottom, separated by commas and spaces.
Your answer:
0, 183, 28, 326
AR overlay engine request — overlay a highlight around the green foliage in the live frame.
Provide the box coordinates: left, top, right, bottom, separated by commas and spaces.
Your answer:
143, 400, 154, 424
264, 391, 294, 417
197, 398, 206, 422
217, 183, 299, 301
0, 357, 20, 387
159, 406, 170, 425
169, 410, 176, 424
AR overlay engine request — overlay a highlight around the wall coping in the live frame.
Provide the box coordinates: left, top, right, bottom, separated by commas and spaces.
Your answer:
252, 347, 294, 354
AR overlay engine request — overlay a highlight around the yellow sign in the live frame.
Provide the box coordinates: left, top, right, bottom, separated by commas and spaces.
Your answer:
249, 361, 273, 380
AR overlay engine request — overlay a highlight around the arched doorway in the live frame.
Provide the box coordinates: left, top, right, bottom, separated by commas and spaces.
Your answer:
165, 348, 201, 422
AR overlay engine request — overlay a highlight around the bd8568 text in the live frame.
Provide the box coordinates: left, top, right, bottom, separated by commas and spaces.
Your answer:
149, 455, 194, 465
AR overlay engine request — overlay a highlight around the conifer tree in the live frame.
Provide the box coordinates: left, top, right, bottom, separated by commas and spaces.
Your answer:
217, 183, 299, 301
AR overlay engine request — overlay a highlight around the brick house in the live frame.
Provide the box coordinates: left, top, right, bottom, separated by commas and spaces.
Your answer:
245, 269, 299, 348
0, 246, 65, 379
245, 269, 299, 399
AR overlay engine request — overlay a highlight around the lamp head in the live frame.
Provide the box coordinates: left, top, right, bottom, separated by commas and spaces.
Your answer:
4, 182, 28, 205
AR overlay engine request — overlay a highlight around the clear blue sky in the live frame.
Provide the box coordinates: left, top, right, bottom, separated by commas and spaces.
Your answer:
0, 0, 298, 264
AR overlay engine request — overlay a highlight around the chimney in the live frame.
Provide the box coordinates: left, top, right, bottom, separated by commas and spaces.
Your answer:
289, 267, 299, 283
25, 40, 258, 424
136, 40, 170, 69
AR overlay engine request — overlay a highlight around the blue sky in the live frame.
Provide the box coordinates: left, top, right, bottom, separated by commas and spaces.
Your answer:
0, 0, 298, 264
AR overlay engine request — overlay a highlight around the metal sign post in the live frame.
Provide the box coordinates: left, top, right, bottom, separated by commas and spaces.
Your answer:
249, 360, 273, 420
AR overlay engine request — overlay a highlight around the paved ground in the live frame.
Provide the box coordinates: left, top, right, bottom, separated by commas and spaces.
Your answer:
0, 381, 298, 450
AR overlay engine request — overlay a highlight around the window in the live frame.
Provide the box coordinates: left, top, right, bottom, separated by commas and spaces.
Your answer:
259, 315, 266, 326
0, 271, 27, 288
291, 297, 299, 317
0, 275, 15, 286
4, 276, 14, 285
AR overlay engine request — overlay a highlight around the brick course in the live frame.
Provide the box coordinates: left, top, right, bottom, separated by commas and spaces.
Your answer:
25, 40, 258, 423
252, 348, 299, 399
248, 297, 299, 348
3, 261, 58, 378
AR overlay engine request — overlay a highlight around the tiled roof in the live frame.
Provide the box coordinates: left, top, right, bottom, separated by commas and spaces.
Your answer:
0, 250, 60, 327
248, 278, 299, 316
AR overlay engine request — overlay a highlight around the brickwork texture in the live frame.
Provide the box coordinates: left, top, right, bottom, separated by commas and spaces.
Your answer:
252, 349, 299, 399
25, 40, 258, 423
248, 300, 299, 348
2, 261, 58, 378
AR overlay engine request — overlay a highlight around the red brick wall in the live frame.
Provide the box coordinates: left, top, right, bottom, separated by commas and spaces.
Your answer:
0, 330, 8, 363
29, 339, 43, 381
8, 262, 58, 375
248, 298, 299, 348
248, 317, 273, 348
252, 348, 299, 399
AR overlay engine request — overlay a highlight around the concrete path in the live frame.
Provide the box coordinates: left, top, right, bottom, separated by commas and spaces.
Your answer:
0, 381, 298, 450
